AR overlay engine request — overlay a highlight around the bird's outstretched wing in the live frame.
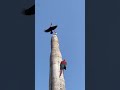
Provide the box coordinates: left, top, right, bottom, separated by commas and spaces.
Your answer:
51, 25, 57, 30
44, 28, 51, 32
44, 25, 57, 32
22, 5, 35, 15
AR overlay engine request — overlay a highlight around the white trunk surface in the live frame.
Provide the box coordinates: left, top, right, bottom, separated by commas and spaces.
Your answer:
49, 35, 66, 90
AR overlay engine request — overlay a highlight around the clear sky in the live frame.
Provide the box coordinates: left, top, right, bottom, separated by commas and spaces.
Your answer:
35, 0, 85, 90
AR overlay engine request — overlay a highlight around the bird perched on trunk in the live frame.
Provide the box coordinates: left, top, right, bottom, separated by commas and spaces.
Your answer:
59, 59, 67, 77
44, 23, 57, 34
22, 4, 35, 15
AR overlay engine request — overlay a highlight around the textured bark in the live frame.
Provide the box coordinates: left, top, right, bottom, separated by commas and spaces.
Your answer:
49, 34, 66, 90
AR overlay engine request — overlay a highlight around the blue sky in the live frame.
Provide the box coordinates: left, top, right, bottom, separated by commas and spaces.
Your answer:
35, 0, 85, 90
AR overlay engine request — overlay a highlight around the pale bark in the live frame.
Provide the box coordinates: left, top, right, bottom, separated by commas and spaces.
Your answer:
49, 35, 66, 90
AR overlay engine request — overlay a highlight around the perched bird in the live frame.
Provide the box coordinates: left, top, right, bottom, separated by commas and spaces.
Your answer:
44, 23, 57, 34
59, 59, 67, 77
22, 4, 35, 15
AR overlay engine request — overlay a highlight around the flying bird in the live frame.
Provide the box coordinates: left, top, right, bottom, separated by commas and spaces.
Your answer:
22, 4, 35, 15
44, 23, 58, 34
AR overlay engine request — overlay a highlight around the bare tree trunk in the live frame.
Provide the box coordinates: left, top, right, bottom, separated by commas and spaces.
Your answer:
49, 35, 66, 90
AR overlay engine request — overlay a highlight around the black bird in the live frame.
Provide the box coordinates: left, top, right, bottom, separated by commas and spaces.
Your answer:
22, 4, 35, 15
44, 23, 57, 34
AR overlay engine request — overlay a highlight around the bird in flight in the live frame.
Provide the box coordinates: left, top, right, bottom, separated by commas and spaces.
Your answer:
44, 23, 58, 34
